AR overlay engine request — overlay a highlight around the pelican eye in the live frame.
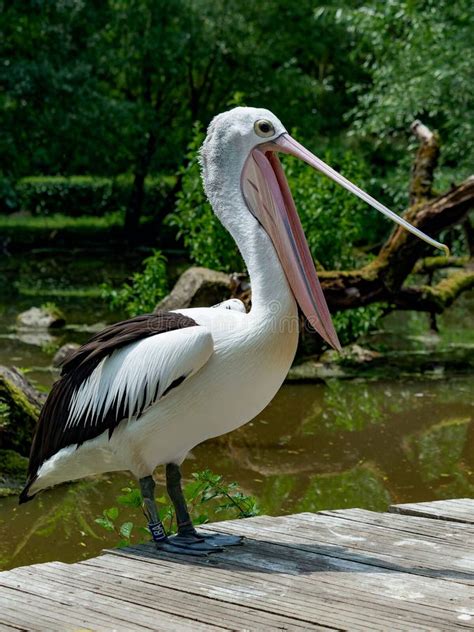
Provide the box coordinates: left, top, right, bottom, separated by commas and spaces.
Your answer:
254, 119, 275, 138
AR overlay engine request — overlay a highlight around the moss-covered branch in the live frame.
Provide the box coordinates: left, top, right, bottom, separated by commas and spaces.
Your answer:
316, 174, 474, 313
413, 256, 469, 274
392, 269, 474, 312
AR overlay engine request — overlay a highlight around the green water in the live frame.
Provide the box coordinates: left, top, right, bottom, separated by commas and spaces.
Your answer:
0, 249, 473, 571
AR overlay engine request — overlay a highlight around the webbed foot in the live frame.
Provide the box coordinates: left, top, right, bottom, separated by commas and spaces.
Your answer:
197, 531, 244, 547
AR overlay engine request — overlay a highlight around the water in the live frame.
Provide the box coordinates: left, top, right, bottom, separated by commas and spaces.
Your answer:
0, 250, 473, 570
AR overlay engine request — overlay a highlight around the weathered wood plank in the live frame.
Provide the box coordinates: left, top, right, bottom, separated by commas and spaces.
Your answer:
6, 561, 325, 632
200, 512, 474, 586
1, 503, 473, 631
0, 568, 224, 631
390, 499, 474, 524
319, 508, 472, 546
85, 553, 390, 632
0, 584, 132, 632
98, 537, 473, 630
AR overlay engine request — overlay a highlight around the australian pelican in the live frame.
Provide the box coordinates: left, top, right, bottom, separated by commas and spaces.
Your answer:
20, 107, 446, 554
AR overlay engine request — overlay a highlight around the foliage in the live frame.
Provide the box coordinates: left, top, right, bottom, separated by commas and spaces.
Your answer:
101, 250, 168, 317
1, 1, 365, 181
283, 148, 380, 269
94, 470, 259, 547
332, 304, 384, 347
14, 177, 117, 217
1, 0, 471, 346
2, 0, 471, 247
166, 124, 244, 272
343, 0, 474, 204
8, 176, 172, 217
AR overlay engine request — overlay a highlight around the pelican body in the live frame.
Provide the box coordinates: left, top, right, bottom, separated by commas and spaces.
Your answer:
20, 108, 446, 554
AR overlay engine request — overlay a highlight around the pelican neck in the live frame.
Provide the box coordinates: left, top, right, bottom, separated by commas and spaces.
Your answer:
217, 195, 296, 319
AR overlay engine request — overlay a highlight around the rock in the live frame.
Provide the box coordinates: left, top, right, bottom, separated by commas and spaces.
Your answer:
320, 344, 381, 366
53, 342, 80, 368
0, 366, 43, 454
288, 345, 381, 382
0, 449, 28, 497
287, 359, 345, 382
17, 305, 65, 329
15, 330, 57, 348
156, 266, 233, 311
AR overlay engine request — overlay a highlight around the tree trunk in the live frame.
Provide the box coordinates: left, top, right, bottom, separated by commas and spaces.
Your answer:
409, 120, 440, 206
124, 131, 158, 243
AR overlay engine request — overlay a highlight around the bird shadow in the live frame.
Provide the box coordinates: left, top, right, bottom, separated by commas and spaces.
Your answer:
108, 531, 474, 584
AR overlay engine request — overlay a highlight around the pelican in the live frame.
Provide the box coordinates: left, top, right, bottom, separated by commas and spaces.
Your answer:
20, 107, 446, 554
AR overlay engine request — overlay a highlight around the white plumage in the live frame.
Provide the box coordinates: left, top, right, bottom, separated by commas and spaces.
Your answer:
66, 326, 213, 429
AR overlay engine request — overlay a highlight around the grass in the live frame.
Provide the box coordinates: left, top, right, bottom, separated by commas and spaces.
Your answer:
0, 212, 123, 231
16, 286, 103, 299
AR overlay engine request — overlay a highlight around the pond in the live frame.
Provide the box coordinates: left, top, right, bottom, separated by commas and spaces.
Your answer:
0, 249, 473, 571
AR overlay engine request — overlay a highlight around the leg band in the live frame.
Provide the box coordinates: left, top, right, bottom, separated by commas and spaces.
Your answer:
148, 520, 167, 543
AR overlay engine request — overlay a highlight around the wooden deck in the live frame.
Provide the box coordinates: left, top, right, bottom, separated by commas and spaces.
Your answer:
0, 498, 473, 631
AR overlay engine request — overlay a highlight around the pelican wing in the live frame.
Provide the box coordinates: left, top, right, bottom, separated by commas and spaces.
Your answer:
21, 312, 213, 500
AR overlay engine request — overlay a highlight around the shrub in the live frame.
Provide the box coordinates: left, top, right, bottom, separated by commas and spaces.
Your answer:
11, 175, 173, 217
333, 304, 384, 347
166, 124, 243, 272
15, 176, 115, 216
101, 249, 168, 317
282, 148, 379, 270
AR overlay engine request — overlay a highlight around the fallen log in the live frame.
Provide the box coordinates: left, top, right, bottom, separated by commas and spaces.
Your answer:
319, 176, 474, 311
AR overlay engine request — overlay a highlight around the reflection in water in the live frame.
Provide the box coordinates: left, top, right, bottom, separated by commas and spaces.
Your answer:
1, 376, 472, 570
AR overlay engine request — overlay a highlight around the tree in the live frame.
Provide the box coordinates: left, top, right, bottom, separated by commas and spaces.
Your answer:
346, 0, 473, 204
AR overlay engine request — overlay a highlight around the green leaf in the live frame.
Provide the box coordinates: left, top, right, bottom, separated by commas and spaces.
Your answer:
117, 488, 142, 508
94, 517, 114, 532
105, 507, 119, 520
119, 521, 134, 539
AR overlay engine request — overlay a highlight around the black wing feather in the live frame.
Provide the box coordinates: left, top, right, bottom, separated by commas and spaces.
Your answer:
20, 311, 197, 503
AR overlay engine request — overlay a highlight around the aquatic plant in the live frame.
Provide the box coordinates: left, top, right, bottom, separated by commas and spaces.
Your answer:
94, 469, 259, 547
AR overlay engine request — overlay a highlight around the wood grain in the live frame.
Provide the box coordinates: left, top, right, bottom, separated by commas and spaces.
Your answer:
1, 499, 473, 631
390, 499, 474, 524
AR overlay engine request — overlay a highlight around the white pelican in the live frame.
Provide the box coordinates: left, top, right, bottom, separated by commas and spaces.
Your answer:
20, 107, 446, 554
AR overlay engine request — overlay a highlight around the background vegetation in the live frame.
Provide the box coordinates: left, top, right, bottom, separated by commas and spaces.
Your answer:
1, 0, 472, 327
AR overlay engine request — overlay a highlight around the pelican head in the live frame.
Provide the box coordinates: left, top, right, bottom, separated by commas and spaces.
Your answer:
201, 107, 447, 352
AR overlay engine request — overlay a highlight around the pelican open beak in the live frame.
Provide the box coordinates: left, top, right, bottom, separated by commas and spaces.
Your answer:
242, 133, 448, 352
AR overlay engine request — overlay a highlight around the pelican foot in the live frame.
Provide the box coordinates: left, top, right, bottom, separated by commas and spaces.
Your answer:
162, 533, 224, 556
197, 532, 244, 547
154, 539, 215, 557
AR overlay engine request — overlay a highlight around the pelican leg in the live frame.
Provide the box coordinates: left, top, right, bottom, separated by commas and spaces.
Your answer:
139, 475, 208, 557
166, 463, 243, 550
